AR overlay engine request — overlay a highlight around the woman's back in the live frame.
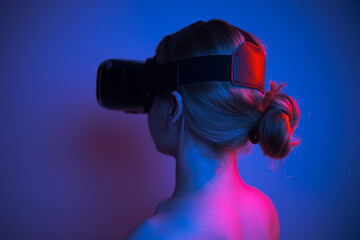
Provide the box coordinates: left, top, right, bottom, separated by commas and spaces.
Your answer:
137, 185, 280, 240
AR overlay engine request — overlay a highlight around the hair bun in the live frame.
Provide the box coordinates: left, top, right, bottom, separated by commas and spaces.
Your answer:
257, 80, 301, 159
261, 82, 287, 112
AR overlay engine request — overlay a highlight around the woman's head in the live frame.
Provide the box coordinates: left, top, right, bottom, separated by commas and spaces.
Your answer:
149, 19, 301, 168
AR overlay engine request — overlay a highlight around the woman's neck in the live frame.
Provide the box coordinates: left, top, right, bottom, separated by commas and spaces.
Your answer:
169, 134, 246, 202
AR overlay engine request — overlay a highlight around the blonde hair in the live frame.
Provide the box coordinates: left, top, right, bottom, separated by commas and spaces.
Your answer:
154, 19, 301, 167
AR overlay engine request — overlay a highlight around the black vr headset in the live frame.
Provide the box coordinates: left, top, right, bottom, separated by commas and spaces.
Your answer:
96, 28, 266, 113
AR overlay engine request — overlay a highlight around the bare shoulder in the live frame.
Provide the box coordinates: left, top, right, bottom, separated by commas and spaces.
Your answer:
124, 213, 184, 240
124, 218, 159, 240
244, 186, 280, 240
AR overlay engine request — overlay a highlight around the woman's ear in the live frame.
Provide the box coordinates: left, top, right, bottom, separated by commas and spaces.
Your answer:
167, 91, 183, 128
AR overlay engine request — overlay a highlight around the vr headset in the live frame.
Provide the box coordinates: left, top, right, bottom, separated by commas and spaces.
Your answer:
96, 28, 266, 113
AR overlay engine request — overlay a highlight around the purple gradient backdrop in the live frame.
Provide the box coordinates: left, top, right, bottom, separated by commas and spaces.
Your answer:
1, 0, 359, 239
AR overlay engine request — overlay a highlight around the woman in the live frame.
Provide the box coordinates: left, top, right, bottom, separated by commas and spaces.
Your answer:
125, 19, 300, 240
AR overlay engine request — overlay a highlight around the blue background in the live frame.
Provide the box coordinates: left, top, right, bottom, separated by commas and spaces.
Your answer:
1, 0, 359, 239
